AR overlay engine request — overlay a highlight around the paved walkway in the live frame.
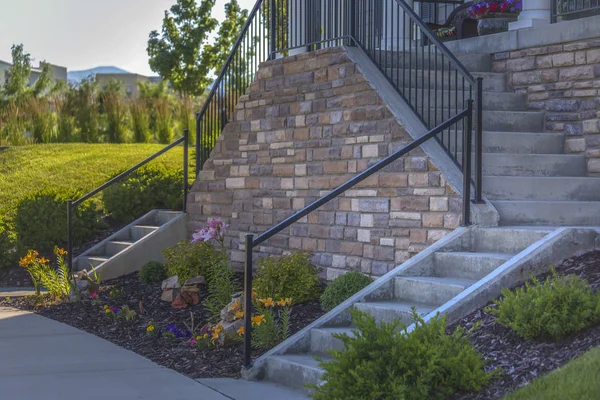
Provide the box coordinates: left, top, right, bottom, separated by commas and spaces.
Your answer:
0, 307, 309, 400
0, 287, 42, 298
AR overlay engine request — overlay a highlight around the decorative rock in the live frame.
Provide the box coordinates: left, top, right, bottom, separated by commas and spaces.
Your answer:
76, 280, 90, 291
183, 275, 206, 287
171, 290, 200, 309
220, 294, 243, 323
161, 276, 181, 291
221, 319, 243, 335
161, 288, 181, 302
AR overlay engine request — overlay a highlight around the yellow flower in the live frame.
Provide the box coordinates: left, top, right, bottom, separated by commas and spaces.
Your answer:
38, 257, 50, 265
202, 334, 209, 340
196, 336, 202, 341
146, 325, 155, 332
104, 305, 109, 310
259, 298, 275, 308
251, 290, 257, 299
276, 298, 287, 307
251, 314, 265, 326
230, 298, 241, 312
237, 326, 245, 336
234, 310, 244, 320
284, 297, 293, 306
105, 308, 112, 314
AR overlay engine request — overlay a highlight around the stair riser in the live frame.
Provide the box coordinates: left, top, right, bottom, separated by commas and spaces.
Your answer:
310, 330, 347, 353
484, 177, 600, 201
352, 303, 415, 326
129, 226, 158, 241
264, 357, 322, 392
409, 91, 527, 111
469, 228, 548, 253
431, 110, 544, 132
391, 73, 505, 91
457, 154, 586, 177
393, 277, 465, 306
433, 253, 507, 280
372, 51, 492, 72
448, 132, 565, 154
75, 257, 107, 271
104, 242, 132, 257
493, 201, 600, 226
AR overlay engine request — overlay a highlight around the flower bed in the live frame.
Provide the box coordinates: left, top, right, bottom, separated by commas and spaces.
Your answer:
0, 271, 324, 378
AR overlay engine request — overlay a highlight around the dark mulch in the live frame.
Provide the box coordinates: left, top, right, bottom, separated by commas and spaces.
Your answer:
0, 272, 325, 379
452, 251, 600, 400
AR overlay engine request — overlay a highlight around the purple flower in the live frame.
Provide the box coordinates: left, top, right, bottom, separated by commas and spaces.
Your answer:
191, 218, 228, 244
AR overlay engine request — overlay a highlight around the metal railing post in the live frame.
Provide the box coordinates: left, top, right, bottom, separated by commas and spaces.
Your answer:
349, 0, 356, 44
474, 77, 483, 203
462, 100, 473, 226
243, 233, 255, 369
67, 200, 73, 272
195, 113, 201, 176
269, 0, 276, 59
183, 129, 189, 212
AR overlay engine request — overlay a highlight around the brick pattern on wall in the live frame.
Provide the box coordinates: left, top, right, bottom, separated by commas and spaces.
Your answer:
187, 47, 461, 279
493, 39, 600, 174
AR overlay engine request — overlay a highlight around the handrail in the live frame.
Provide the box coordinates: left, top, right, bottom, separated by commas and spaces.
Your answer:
242, 104, 473, 368
67, 130, 189, 272
393, 0, 475, 84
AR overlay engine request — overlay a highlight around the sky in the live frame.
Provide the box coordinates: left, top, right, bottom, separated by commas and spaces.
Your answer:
0, 0, 255, 76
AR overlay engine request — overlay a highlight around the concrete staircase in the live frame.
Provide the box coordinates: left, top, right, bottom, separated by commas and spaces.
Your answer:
74, 210, 187, 280
392, 52, 600, 226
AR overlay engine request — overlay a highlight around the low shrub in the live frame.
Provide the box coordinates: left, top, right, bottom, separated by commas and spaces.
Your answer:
163, 240, 220, 283
203, 249, 239, 321
102, 165, 183, 224
311, 309, 496, 400
0, 217, 15, 271
320, 272, 373, 312
254, 252, 322, 304
138, 261, 167, 284
14, 191, 102, 253
487, 269, 600, 340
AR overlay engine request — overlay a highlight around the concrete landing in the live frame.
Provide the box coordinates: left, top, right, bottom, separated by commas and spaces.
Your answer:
198, 378, 311, 399
0, 307, 233, 399
0, 287, 40, 298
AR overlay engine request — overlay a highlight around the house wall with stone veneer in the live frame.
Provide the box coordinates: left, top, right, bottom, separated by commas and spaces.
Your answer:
187, 47, 462, 279
492, 39, 600, 174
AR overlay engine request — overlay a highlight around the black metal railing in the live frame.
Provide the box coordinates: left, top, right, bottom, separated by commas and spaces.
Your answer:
67, 130, 189, 272
415, 0, 464, 24
552, 0, 600, 21
242, 107, 474, 367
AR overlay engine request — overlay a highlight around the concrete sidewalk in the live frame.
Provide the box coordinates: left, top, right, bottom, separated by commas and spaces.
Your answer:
0, 307, 309, 400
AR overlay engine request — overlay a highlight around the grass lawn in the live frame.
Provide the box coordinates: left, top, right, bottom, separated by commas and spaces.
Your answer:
504, 346, 600, 400
0, 143, 186, 221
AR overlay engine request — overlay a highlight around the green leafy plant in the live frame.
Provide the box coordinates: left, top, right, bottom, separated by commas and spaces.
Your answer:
129, 98, 150, 143
138, 261, 167, 284
0, 217, 15, 271
202, 247, 239, 321
100, 80, 129, 143
19, 247, 72, 301
117, 305, 137, 321
250, 297, 293, 349
109, 288, 124, 303
487, 269, 600, 340
320, 272, 373, 312
14, 191, 101, 253
102, 165, 183, 224
163, 240, 219, 283
254, 252, 321, 304
311, 309, 496, 400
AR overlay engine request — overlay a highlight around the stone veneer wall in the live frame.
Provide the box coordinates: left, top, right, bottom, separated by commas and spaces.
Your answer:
492, 39, 600, 174
187, 47, 462, 279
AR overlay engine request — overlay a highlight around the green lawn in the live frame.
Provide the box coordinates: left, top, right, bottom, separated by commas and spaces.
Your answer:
504, 346, 600, 400
0, 143, 186, 221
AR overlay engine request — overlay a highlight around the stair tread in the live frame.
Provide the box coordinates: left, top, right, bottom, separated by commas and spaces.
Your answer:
397, 275, 476, 288
436, 251, 513, 260
134, 225, 160, 229
269, 354, 328, 370
356, 300, 437, 313
79, 256, 110, 261
107, 240, 134, 245
312, 326, 355, 335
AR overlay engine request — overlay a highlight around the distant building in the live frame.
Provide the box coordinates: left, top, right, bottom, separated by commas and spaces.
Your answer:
96, 73, 162, 99
0, 60, 67, 87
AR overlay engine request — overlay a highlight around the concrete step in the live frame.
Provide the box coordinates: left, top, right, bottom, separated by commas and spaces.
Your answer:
310, 327, 355, 353
75, 256, 109, 271
493, 200, 600, 226
390, 70, 506, 91
129, 225, 159, 241
372, 50, 492, 71
264, 354, 325, 391
104, 240, 134, 257
469, 227, 549, 253
408, 90, 527, 111
448, 131, 565, 154
483, 176, 600, 201
353, 300, 436, 326
476, 153, 586, 176
393, 276, 476, 306
433, 252, 512, 280
434, 110, 545, 132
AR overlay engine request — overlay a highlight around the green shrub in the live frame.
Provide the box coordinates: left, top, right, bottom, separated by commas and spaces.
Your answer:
138, 261, 167, 284
311, 309, 496, 400
487, 269, 600, 340
0, 217, 15, 271
163, 240, 220, 283
320, 272, 373, 312
102, 165, 183, 224
254, 252, 321, 304
14, 191, 102, 253
203, 248, 240, 321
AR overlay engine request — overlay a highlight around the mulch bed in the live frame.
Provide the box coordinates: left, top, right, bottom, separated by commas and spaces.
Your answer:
452, 251, 600, 399
0, 272, 325, 379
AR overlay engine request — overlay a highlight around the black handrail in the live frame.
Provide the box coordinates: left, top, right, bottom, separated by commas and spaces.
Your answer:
67, 130, 189, 272
242, 104, 473, 368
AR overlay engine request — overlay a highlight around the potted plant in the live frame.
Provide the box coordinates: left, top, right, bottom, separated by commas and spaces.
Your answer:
468, 0, 522, 36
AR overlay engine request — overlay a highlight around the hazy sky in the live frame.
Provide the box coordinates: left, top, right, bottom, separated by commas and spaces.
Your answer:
0, 0, 255, 75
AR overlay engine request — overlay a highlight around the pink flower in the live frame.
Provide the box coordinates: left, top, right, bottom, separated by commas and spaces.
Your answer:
190, 338, 197, 347
89, 291, 98, 299
190, 218, 228, 244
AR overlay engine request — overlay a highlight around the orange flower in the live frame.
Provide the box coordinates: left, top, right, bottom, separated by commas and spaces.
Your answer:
211, 323, 223, 344
251, 290, 257, 299
237, 326, 245, 336
234, 310, 244, 320
54, 247, 68, 257
259, 298, 275, 308
251, 314, 265, 326
38, 257, 50, 265
230, 298, 241, 312
276, 297, 293, 307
